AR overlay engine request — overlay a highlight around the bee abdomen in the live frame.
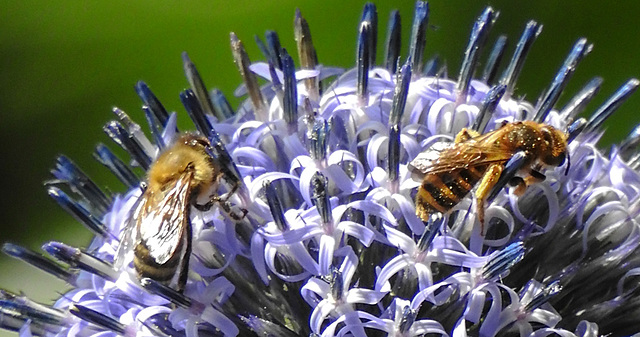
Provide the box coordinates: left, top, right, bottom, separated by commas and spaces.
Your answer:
415, 165, 487, 221
133, 242, 181, 282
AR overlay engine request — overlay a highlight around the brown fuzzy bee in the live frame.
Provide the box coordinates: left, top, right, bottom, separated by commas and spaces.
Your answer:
114, 134, 242, 292
409, 121, 568, 234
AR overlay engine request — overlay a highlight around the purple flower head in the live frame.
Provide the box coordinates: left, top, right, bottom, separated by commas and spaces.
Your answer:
3, 2, 640, 337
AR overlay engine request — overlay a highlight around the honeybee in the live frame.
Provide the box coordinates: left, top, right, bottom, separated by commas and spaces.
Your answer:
409, 121, 567, 234
114, 133, 243, 292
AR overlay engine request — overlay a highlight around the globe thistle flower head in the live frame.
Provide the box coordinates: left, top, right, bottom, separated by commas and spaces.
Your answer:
2, 2, 640, 337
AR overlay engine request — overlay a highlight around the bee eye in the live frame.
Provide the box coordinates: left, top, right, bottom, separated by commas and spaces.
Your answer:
195, 137, 210, 147
541, 129, 554, 146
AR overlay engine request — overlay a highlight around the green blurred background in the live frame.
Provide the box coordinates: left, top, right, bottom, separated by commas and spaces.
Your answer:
0, 1, 638, 335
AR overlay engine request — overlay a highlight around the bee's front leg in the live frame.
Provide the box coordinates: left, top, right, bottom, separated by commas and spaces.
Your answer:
511, 168, 546, 196
219, 180, 241, 203
474, 163, 503, 235
193, 199, 215, 212
193, 196, 247, 220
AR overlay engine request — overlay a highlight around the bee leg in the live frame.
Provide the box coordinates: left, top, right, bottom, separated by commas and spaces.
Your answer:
193, 197, 246, 220
511, 169, 546, 195
193, 200, 215, 212
219, 180, 248, 220
219, 180, 241, 203
454, 128, 481, 143
475, 163, 504, 234
529, 168, 546, 181
509, 177, 527, 196
217, 198, 248, 221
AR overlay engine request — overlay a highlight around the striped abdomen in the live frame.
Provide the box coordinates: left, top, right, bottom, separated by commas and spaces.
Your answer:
415, 164, 488, 221
133, 238, 186, 284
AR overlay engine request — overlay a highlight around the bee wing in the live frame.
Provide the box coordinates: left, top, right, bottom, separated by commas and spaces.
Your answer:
410, 136, 514, 175
137, 171, 193, 265
113, 190, 145, 271
408, 141, 453, 174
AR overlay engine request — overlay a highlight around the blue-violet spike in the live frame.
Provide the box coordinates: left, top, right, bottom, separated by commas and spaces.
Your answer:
265, 30, 283, 70
456, 7, 496, 106
586, 78, 639, 132
311, 172, 331, 225
384, 10, 401, 73
360, 3, 377, 66
138, 314, 175, 337
47, 187, 110, 238
141, 278, 192, 308
408, 1, 429, 72
294, 9, 319, 102
472, 84, 506, 133
94, 143, 139, 189
398, 306, 416, 334
103, 121, 151, 170
111, 107, 156, 160
481, 35, 508, 84
499, 21, 542, 99
330, 266, 343, 300
268, 59, 283, 96
567, 118, 587, 143
208, 130, 243, 188
183, 52, 217, 120
417, 213, 442, 251
0, 289, 67, 325
2, 243, 73, 282
559, 77, 603, 121
308, 118, 329, 161
533, 38, 592, 123
282, 48, 298, 130
388, 125, 401, 183
0, 299, 64, 329
70, 304, 127, 335
180, 89, 214, 139
619, 123, 640, 160
231, 32, 267, 120
525, 280, 562, 311
482, 241, 525, 281
42, 242, 118, 282
388, 62, 412, 182
390, 61, 412, 127
51, 155, 111, 214
211, 88, 235, 119
143, 106, 165, 150
357, 19, 372, 105
264, 181, 288, 231
254, 34, 271, 63
423, 55, 439, 76
135, 81, 169, 127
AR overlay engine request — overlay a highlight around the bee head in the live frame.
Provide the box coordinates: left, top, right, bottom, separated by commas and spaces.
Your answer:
540, 125, 568, 167
180, 133, 211, 150
147, 134, 217, 188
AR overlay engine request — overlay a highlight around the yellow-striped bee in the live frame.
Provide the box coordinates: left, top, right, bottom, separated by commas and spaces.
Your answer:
409, 121, 567, 234
114, 134, 242, 292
